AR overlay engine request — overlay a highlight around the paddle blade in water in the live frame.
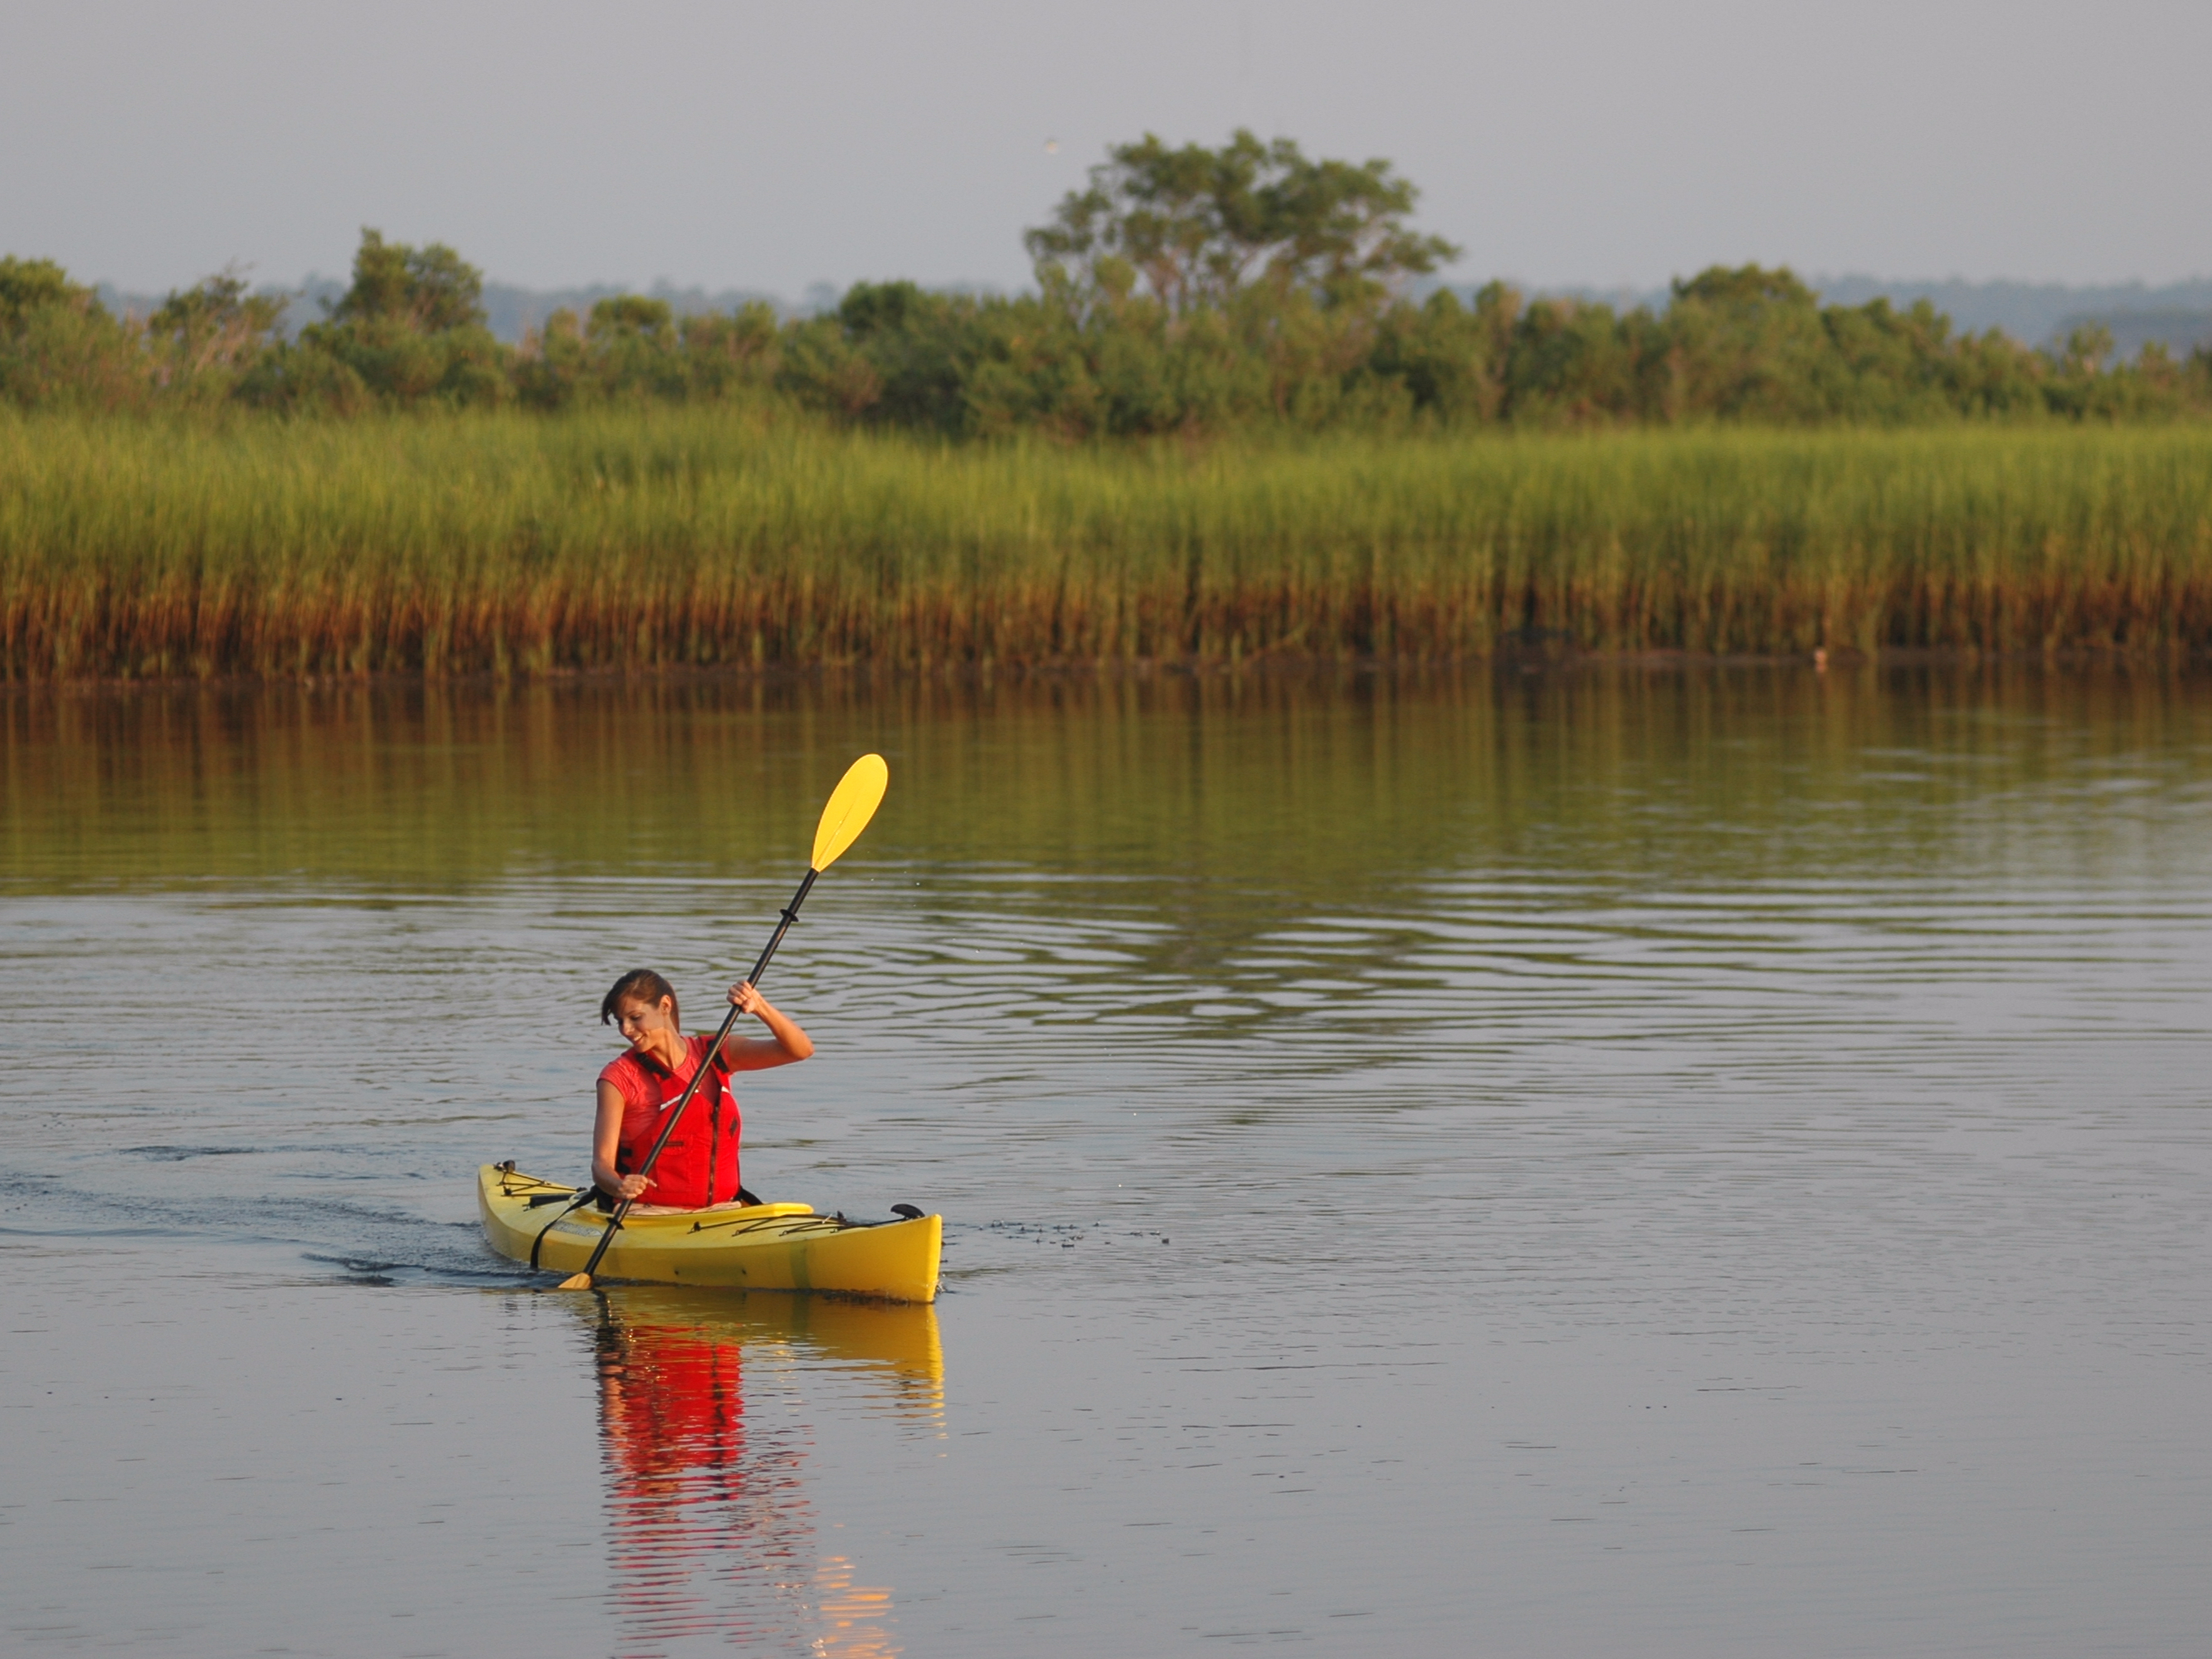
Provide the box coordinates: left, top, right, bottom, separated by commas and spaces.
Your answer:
556, 1271, 593, 1291
811, 754, 889, 871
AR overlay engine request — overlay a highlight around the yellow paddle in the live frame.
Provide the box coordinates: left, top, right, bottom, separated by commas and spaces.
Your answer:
558, 753, 889, 1291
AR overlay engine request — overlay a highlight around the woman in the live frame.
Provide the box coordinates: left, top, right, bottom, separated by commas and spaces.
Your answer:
593, 969, 814, 1210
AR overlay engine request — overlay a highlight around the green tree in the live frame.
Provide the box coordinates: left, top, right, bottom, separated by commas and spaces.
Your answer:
148, 271, 287, 382
0, 256, 82, 328
1650, 266, 1834, 422
587, 295, 676, 343
1500, 297, 1645, 425
2060, 322, 2114, 376
679, 301, 782, 399
778, 282, 978, 431
0, 255, 141, 407
288, 229, 507, 407
512, 308, 588, 409
327, 228, 485, 332
1026, 130, 1459, 312
1370, 283, 1520, 423
585, 295, 684, 400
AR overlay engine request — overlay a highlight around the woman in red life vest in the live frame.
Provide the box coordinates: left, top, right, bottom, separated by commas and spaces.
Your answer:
592, 969, 814, 1210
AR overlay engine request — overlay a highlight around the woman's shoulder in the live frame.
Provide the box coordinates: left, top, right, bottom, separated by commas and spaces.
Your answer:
599, 1050, 650, 1096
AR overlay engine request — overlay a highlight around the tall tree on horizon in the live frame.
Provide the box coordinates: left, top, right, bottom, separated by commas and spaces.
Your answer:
1025, 130, 1460, 313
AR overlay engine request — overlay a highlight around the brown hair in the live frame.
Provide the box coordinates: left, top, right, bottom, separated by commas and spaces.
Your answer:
600, 969, 679, 1027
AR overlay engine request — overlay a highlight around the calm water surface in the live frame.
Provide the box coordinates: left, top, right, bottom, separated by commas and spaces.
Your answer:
3, 667, 2210, 1656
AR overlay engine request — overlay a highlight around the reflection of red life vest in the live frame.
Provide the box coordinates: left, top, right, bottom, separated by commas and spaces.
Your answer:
600, 1323, 744, 1482
600, 1035, 743, 1208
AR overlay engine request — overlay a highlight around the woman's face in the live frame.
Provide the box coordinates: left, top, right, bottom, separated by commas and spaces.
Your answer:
613, 994, 679, 1050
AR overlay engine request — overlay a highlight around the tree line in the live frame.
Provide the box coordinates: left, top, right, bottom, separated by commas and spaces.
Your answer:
5, 132, 2208, 433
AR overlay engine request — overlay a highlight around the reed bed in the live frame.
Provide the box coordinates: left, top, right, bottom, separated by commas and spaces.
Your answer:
6, 408, 2212, 679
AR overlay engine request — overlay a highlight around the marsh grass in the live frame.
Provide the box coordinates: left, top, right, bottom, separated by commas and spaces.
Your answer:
7, 408, 2212, 679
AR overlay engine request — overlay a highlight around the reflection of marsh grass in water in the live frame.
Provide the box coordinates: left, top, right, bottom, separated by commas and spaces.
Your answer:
11, 667, 2211, 1107
584, 1287, 940, 1656
12, 661, 2211, 891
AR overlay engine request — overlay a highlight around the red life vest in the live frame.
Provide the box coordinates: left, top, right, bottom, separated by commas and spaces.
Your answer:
603, 1035, 743, 1209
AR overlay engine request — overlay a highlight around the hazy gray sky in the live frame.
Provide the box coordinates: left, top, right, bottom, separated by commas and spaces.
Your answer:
6, 0, 2208, 298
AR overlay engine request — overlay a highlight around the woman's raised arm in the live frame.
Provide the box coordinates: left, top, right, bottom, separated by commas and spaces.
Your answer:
718, 981, 813, 1071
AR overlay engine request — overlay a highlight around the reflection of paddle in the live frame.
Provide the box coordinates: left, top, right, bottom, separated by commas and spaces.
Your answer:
558, 754, 889, 1292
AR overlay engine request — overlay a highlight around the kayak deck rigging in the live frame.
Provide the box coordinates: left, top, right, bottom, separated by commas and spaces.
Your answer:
478, 1164, 941, 1303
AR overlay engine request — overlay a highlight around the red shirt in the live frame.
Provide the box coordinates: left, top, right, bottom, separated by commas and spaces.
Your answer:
598, 1034, 743, 1208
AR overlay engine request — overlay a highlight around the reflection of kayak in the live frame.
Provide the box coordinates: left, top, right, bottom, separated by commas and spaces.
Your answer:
584, 1283, 944, 1411
583, 1283, 937, 1653
592, 1283, 943, 1377
478, 1164, 942, 1303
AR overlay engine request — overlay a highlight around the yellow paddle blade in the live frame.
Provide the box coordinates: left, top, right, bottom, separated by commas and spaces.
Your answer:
556, 1271, 593, 1291
811, 753, 889, 872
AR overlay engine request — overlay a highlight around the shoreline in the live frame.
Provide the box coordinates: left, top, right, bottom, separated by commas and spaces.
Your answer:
10, 643, 2212, 695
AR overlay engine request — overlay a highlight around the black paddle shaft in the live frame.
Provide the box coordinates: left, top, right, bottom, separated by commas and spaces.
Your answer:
572, 867, 819, 1281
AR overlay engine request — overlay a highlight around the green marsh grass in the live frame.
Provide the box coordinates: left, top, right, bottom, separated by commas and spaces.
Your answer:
6, 408, 2212, 679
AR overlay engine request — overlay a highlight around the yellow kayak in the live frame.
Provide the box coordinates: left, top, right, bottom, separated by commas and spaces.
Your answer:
478, 1164, 942, 1303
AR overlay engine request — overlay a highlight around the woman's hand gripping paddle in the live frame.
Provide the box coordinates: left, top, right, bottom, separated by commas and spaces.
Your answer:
558, 754, 889, 1291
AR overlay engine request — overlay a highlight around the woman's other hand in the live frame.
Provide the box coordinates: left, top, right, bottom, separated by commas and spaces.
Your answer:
614, 1173, 651, 1203
721, 981, 815, 1066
